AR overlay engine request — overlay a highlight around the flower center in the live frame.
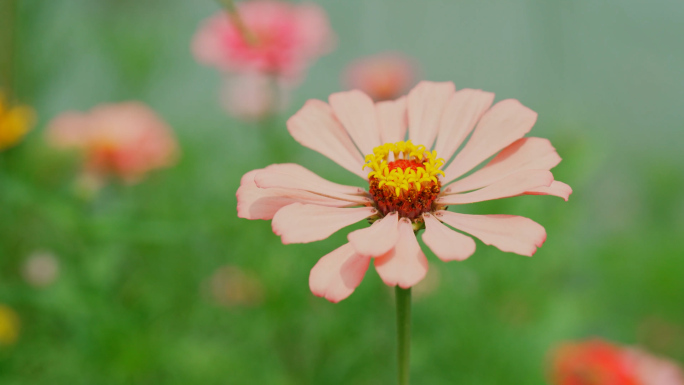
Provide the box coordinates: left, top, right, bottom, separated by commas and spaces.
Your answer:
363, 140, 445, 220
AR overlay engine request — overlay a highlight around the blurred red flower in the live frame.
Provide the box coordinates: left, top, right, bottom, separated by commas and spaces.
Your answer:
550, 339, 684, 385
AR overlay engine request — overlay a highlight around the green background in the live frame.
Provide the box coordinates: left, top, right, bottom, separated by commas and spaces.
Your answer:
1, 0, 683, 384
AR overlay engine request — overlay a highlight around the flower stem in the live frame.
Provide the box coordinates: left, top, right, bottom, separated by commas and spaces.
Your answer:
395, 286, 411, 385
0, 0, 17, 100
217, 0, 258, 46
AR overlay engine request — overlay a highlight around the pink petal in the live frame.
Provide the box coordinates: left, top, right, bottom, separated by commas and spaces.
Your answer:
328, 90, 381, 155
293, 3, 336, 58
433, 88, 495, 162
45, 112, 91, 148
435, 211, 546, 257
421, 213, 476, 261
446, 137, 562, 193
309, 243, 370, 303
438, 170, 553, 205
237, 169, 355, 220
287, 99, 366, 179
272, 203, 375, 244
374, 219, 428, 288
348, 212, 400, 257
376, 97, 408, 144
624, 347, 684, 385
442, 99, 538, 183
407, 81, 456, 149
254, 163, 369, 204
525, 180, 572, 201
191, 14, 232, 71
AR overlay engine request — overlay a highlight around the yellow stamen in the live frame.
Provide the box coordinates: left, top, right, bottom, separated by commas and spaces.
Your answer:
362, 140, 445, 197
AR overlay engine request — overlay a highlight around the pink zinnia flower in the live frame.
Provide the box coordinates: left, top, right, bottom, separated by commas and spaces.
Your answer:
192, 0, 335, 79
237, 81, 571, 303
46, 102, 178, 184
549, 339, 684, 385
343, 52, 419, 102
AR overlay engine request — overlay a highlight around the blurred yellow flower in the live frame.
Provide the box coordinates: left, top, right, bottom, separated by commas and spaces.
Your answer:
0, 304, 20, 346
0, 92, 36, 151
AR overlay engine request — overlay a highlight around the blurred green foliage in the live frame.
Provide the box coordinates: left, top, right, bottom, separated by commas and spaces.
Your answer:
1, 0, 683, 384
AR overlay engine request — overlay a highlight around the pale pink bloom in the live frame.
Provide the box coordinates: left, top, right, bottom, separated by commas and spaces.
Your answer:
237, 81, 571, 302
625, 347, 684, 385
46, 102, 178, 184
22, 251, 60, 288
343, 52, 419, 102
220, 72, 290, 121
192, 0, 335, 79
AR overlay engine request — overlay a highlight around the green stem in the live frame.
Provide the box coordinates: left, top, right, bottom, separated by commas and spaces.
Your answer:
396, 286, 412, 385
217, 0, 258, 45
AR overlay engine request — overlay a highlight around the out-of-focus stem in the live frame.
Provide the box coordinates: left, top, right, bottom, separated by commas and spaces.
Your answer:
217, 0, 258, 46
396, 286, 412, 385
0, 0, 17, 101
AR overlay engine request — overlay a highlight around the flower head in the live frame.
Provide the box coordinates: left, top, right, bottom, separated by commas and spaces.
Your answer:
192, 0, 335, 80
343, 52, 419, 101
363, 140, 444, 219
237, 81, 571, 302
0, 92, 35, 151
46, 102, 178, 184
549, 339, 684, 385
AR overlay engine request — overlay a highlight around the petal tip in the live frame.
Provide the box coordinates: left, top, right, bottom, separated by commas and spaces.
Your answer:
310, 289, 347, 303
537, 232, 547, 248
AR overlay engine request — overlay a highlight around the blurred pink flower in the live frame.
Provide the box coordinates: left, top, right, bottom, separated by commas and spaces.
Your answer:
46, 102, 178, 184
237, 81, 571, 302
221, 72, 290, 121
549, 339, 684, 385
192, 0, 335, 80
343, 52, 419, 102
22, 251, 60, 288
625, 347, 684, 385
